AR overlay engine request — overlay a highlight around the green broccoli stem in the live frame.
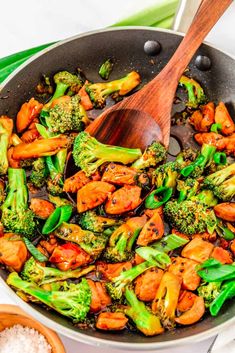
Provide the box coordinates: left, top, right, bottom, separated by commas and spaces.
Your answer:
115, 233, 129, 257
125, 287, 163, 336
92, 141, 141, 166
49, 82, 69, 103
22, 257, 95, 285
2, 168, 27, 211
7, 272, 91, 322
118, 260, 153, 284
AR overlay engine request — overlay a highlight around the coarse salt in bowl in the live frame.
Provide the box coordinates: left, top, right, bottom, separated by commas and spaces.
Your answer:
0, 304, 65, 353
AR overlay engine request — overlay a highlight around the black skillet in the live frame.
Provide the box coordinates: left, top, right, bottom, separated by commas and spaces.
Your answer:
0, 27, 235, 350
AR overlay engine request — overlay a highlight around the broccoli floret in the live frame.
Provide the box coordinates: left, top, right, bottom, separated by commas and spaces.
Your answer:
1, 168, 36, 237
0, 116, 13, 175
21, 257, 94, 285
203, 163, 235, 201
103, 223, 140, 263
79, 210, 121, 232
29, 158, 48, 188
106, 249, 170, 300
177, 178, 199, 202
54, 222, 108, 259
46, 148, 67, 196
197, 282, 222, 308
177, 147, 198, 163
7, 272, 91, 323
45, 95, 90, 133
131, 141, 167, 170
179, 75, 207, 108
154, 161, 181, 189
0, 180, 5, 205
164, 200, 217, 235
73, 132, 142, 176
125, 287, 164, 336
181, 144, 216, 178
190, 190, 218, 207
99, 59, 114, 80
50, 71, 82, 103
85, 71, 140, 108
48, 195, 73, 208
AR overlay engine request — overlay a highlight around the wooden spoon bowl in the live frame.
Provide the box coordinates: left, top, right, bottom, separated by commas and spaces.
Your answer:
0, 304, 65, 353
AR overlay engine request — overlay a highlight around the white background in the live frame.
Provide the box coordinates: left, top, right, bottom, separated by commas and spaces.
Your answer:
0, 1, 235, 352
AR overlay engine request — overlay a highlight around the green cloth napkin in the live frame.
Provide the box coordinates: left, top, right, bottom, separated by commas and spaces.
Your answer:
0, 0, 179, 84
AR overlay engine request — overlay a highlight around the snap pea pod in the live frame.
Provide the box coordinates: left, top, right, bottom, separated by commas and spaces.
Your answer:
197, 259, 235, 282
42, 205, 73, 235
23, 237, 48, 263
210, 280, 235, 316
151, 233, 189, 253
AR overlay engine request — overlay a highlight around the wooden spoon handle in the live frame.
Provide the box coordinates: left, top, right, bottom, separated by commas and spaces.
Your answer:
152, 0, 233, 84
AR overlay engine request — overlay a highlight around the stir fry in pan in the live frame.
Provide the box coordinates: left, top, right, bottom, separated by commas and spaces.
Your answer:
1, 65, 235, 336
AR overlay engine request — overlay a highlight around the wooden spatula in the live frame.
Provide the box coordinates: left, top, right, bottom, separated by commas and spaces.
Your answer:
86, 0, 232, 150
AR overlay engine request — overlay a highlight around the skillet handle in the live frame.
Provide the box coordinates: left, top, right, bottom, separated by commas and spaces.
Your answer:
173, 0, 202, 33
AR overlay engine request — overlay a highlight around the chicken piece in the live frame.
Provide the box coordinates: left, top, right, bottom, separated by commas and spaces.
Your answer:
78, 81, 93, 110
211, 247, 233, 264
102, 163, 137, 185
87, 279, 111, 313
49, 243, 91, 270
96, 312, 128, 331
39, 234, 58, 255
181, 237, 214, 263
135, 268, 163, 302
175, 296, 205, 325
12, 136, 69, 160
168, 257, 201, 291
0, 234, 27, 272
223, 134, 235, 155
77, 181, 115, 213
64, 170, 91, 193
96, 261, 132, 280
194, 132, 226, 150
230, 239, 235, 256
177, 290, 197, 313
105, 185, 142, 214
16, 97, 43, 133
30, 198, 55, 219
7, 147, 21, 168
137, 211, 164, 246
21, 128, 40, 143
189, 102, 215, 132
215, 102, 235, 135
214, 203, 235, 222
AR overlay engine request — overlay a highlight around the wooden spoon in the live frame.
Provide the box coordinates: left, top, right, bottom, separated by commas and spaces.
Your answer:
86, 0, 232, 149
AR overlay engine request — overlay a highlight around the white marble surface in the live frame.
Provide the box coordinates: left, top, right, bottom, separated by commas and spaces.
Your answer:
0, 1, 235, 352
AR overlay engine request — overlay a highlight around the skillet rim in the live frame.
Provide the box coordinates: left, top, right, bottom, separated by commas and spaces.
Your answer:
0, 26, 235, 350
